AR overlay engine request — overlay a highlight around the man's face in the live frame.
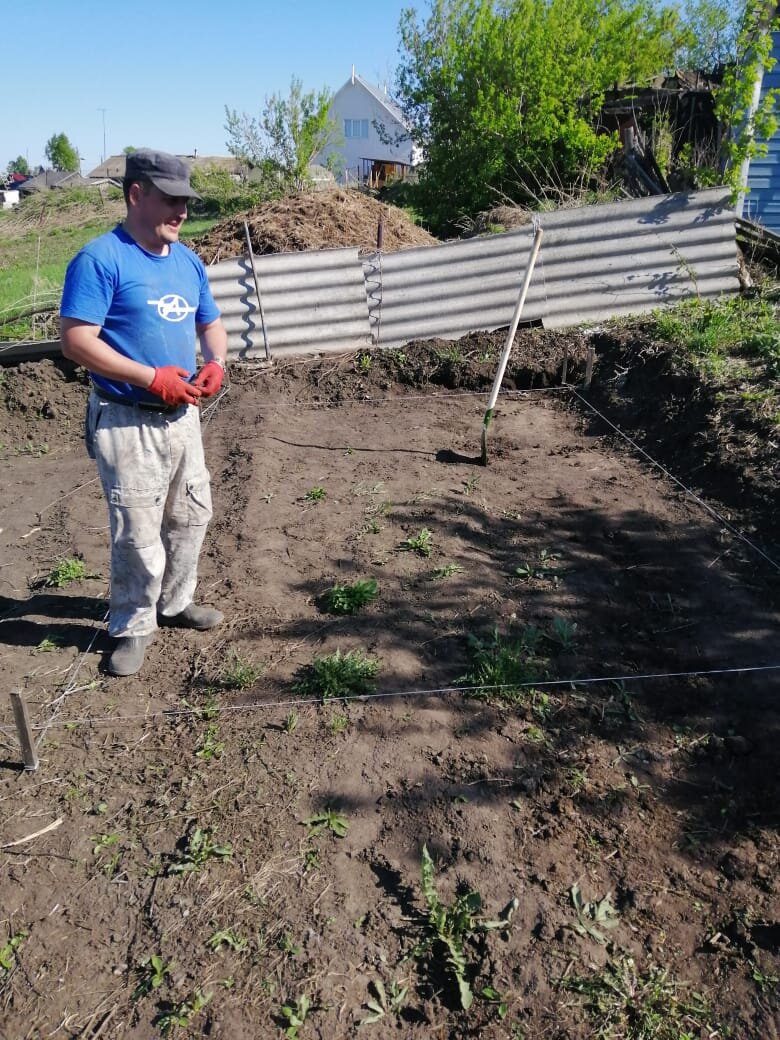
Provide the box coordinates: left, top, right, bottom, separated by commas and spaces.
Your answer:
130, 182, 188, 249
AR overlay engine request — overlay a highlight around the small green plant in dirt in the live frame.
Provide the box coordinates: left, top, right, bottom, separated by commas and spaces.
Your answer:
400, 527, 433, 557
323, 578, 378, 615
548, 615, 577, 651
569, 883, 620, 945
278, 994, 310, 1038
751, 963, 779, 994
303, 807, 349, 838
360, 977, 409, 1025
459, 627, 548, 703
431, 562, 463, 580
295, 647, 380, 699
219, 651, 264, 690
195, 723, 224, 761
34, 635, 65, 653
357, 352, 372, 372
283, 710, 299, 733
132, 953, 173, 1001
326, 712, 349, 736
182, 692, 220, 721
515, 548, 561, 583
168, 827, 232, 875
560, 954, 714, 1040
16, 440, 49, 457
304, 486, 326, 502
91, 832, 122, 877
0, 930, 28, 972
206, 928, 247, 953
38, 557, 97, 589
155, 990, 212, 1036
415, 844, 517, 1010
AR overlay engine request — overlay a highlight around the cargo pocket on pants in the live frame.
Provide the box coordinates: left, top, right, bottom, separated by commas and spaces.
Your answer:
109, 486, 165, 548
186, 476, 213, 527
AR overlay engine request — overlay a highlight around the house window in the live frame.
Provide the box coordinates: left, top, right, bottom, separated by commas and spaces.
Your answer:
344, 118, 369, 139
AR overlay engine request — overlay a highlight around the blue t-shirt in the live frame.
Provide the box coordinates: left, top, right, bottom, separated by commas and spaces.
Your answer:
60, 225, 220, 403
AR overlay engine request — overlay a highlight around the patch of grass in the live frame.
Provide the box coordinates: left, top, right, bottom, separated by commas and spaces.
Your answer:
460, 627, 549, 702
560, 954, 715, 1039
651, 295, 780, 379
219, 652, 264, 690
295, 648, 380, 699
322, 577, 378, 615
400, 527, 433, 557
304, 486, 326, 502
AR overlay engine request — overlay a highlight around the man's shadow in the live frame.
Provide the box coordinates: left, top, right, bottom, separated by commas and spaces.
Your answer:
0, 594, 109, 650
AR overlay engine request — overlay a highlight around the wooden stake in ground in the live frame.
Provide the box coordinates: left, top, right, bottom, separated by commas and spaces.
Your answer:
481, 225, 544, 465
10, 689, 39, 771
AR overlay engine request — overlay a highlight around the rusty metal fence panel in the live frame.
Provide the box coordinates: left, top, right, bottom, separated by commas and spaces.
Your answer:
207, 246, 372, 359
369, 189, 739, 349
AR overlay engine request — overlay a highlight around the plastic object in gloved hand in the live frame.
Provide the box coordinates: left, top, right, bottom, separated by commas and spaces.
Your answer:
148, 366, 202, 406
190, 360, 225, 397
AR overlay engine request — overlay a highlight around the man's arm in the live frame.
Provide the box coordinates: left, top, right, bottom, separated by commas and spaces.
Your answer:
196, 317, 228, 367
60, 318, 155, 389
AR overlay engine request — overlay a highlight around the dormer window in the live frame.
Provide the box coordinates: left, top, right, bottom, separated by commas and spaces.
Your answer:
345, 119, 369, 139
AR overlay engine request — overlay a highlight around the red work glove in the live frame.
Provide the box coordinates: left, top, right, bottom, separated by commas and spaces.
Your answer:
148, 366, 203, 406
190, 360, 225, 397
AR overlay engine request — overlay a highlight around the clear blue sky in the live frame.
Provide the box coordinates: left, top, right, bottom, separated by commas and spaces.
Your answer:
1, 0, 426, 176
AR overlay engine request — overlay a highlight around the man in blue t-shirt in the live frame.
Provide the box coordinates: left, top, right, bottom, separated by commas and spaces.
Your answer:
60, 149, 229, 677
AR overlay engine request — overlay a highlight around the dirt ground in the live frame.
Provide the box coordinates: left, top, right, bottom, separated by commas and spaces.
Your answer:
1, 331, 779, 1039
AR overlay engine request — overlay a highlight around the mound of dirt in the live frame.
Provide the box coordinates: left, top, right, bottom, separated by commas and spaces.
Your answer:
190, 188, 439, 264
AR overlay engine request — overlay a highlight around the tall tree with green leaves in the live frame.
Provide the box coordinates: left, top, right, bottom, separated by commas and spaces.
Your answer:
395, 0, 686, 231
714, 0, 780, 202
225, 77, 340, 190
44, 132, 79, 172
6, 156, 30, 176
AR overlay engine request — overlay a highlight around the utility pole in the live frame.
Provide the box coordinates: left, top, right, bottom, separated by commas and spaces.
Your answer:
98, 108, 107, 163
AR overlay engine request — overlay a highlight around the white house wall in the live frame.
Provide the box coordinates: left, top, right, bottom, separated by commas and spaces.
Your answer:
318, 79, 416, 182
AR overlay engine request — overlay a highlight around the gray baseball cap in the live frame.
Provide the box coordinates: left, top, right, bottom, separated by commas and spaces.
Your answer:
124, 149, 201, 199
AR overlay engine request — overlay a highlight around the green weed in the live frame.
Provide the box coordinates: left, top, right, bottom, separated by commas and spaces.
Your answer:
34, 635, 65, 653
0, 931, 28, 972
155, 991, 212, 1036
168, 827, 232, 875
304, 486, 326, 502
560, 954, 714, 1039
303, 808, 349, 838
195, 723, 224, 761
401, 528, 433, 557
206, 929, 247, 953
460, 627, 548, 702
360, 978, 409, 1025
279, 994, 310, 1038
220, 652, 264, 690
39, 557, 96, 588
295, 648, 380, 699
431, 562, 463, 580
416, 844, 517, 1010
283, 711, 299, 733
569, 883, 620, 945
323, 578, 379, 615
132, 953, 172, 1001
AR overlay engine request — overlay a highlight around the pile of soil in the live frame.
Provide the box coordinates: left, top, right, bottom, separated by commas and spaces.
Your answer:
190, 187, 439, 264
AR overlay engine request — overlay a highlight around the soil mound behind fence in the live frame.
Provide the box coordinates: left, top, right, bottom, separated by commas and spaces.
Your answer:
190, 187, 439, 264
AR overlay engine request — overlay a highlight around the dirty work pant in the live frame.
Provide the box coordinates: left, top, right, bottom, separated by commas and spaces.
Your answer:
87, 393, 213, 638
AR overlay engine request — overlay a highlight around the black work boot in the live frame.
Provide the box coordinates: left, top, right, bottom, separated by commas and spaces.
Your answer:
158, 603, 224, 631
108, 634, 152, 676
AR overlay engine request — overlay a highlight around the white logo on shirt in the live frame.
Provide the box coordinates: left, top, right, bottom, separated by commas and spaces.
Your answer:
146, 294, 196, 322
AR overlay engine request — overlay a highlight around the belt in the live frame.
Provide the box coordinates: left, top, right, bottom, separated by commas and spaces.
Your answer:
93, 388, 185, 416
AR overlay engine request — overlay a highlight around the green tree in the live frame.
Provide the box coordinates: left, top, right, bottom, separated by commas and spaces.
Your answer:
6, 155, 30, 176
395, 0, 685, 232
225, 77, 340, 190
674, 0, 740, 71
44, 132, 79, 172
714, 0, 780, 201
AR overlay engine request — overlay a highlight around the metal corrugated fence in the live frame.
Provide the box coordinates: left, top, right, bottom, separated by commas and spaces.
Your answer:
207, 188, 738, 359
